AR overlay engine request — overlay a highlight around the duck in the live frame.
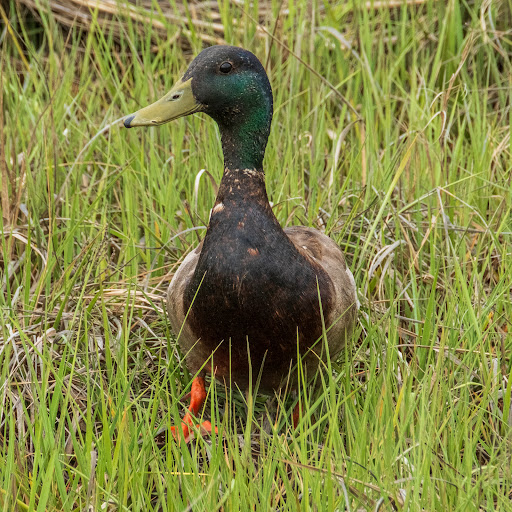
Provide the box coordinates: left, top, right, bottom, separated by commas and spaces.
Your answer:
124, 45, 358, 441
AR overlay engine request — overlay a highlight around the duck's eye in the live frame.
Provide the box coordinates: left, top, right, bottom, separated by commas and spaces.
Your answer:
219, 62, 233, 74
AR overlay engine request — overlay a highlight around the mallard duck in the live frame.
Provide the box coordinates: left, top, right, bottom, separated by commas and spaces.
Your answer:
125, 45, 357, 441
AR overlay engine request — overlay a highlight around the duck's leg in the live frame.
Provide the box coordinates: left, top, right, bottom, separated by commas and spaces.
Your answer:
292, 399, 317, 428
171, 376, 218, 442
292, 401, 301, 429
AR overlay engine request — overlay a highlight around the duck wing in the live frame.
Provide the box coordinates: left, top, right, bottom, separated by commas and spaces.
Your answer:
284, 226, 358, 357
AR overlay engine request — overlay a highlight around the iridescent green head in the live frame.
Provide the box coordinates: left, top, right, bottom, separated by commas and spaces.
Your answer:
125, 46, 273, 170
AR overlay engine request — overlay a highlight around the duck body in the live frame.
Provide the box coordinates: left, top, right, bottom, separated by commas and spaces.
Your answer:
168, 167, 356, 392
125, 45, 357, 402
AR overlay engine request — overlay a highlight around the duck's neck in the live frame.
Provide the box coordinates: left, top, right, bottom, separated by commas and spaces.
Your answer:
215, 95, 272, 171
214, 167, 272, 213
220, 127, 265, 170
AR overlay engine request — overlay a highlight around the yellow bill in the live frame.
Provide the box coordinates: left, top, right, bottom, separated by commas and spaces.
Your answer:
124, 78, 200, 128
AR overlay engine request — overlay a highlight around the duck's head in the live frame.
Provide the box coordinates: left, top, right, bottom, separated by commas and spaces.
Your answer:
125, 46, 273, 170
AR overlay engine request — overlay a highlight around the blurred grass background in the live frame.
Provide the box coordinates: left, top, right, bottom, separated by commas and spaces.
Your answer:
1, 0, 511, 510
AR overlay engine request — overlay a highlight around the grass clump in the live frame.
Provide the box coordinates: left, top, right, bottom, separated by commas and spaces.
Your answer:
1, 0, 511, 510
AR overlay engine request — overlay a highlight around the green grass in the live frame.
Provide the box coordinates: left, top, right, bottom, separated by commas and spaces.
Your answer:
1, 0, 511, 510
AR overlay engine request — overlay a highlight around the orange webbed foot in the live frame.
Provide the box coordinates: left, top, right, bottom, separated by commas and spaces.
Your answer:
170, 376, 218, 443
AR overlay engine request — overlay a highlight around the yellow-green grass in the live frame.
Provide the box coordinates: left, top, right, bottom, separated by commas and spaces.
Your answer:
1, 0, 511, 510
